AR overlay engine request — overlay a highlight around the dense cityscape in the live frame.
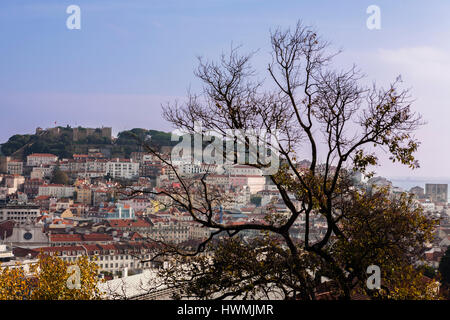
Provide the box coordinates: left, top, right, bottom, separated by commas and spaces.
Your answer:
0, 125, 449, 299
3, 1, 450, 313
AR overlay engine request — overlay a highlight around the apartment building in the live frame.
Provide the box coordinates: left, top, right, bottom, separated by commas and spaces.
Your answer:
228, 164, 263, 176
0, 204, 40, 224
26, 153, 58, 167
38, 184, 75, 198
23, 178, 45, 197
229, 175, 265, 194
6, 160, 23, 175
106, 159, 139, 180
425, 183, 448, 203
4, 175, 25, 189
0, 157, 23, 175
34, 242, 159, 275
148, 219, 210, 244
48, 233, 113, 247
30, 166, 54, 178
177, 163, 202, 175
76, 186, 92, 204
107, 218, 152, 233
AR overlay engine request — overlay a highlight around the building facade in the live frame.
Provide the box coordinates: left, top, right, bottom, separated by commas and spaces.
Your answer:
26, 153, 58, 167
38, 184, 75, 198
425, 184, 448, 203
106, 159, 139, 180
0, 205, 40, 224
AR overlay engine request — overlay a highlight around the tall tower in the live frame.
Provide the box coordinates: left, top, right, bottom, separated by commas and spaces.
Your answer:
425, 183, 448, 203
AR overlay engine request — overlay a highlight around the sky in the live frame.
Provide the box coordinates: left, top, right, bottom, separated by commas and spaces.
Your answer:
1, 0, 450, 178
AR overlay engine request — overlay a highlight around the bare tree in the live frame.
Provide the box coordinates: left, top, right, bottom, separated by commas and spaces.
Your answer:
122, 21, 436, 300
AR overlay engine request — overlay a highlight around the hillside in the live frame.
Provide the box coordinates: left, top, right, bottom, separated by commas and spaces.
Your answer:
0, 127, 177, 159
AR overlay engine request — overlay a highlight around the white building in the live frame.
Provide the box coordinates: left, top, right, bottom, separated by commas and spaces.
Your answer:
31, 166, 54, 178
4, 175, 25, 189
97, 269, 175, 300
0, 244, 14, 263
228, 164, 263, 176
3, 175, 25, 195
178, 163, 202, 175
0, 205, 41, 224
38, 184, 75, 198
107, 159, 139, 180
26, 153, 58, 167
6, 160, 23, 175
36, 242, 159, 276
421, 201, 436, 212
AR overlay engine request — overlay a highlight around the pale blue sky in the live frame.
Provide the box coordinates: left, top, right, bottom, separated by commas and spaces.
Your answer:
1, 0, 450, 177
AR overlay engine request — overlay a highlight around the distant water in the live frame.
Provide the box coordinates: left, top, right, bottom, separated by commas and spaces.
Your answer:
389, 177, 450, 202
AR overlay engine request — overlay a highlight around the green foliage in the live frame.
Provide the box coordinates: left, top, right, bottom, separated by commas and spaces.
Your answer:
160, 237, 316, 300
0, 254, 103, 300
0, 128, 175, 160
116, 128, 176, 146
51, 167, 69, 185
1, 134, 34, 156
155, 21, 432, 301
331, 188, 439, 299
115, 128, 177, 157
160, 187, 439, 300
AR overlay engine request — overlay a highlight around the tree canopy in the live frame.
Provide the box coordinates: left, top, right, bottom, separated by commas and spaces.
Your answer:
0, 128, 175, 159
51, 166, 69, 185
0, 254, 102, 300
123, 21, 438, 300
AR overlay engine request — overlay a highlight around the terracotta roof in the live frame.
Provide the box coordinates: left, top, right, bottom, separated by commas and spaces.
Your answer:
33, 242, 160, 256
107, 219, 151, 228
98, 244, 116, 251
28, 153, 58, 158
83, 233, 113, 241
35, 195, 51, 200
41, 184, 71, 187
49, 233, 112, 242
50, 234, 82, 242
13, 247, 40, 258
130, 232, 144, 240
0, 220, 14, 240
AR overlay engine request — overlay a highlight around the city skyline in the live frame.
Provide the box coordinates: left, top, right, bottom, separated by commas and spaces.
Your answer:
2, 0, 450, 178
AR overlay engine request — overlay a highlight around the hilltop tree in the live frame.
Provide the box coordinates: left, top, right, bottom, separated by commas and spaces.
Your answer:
51, 166, 69, 185
0, 128, 174, 160
124, 21, 437, 299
